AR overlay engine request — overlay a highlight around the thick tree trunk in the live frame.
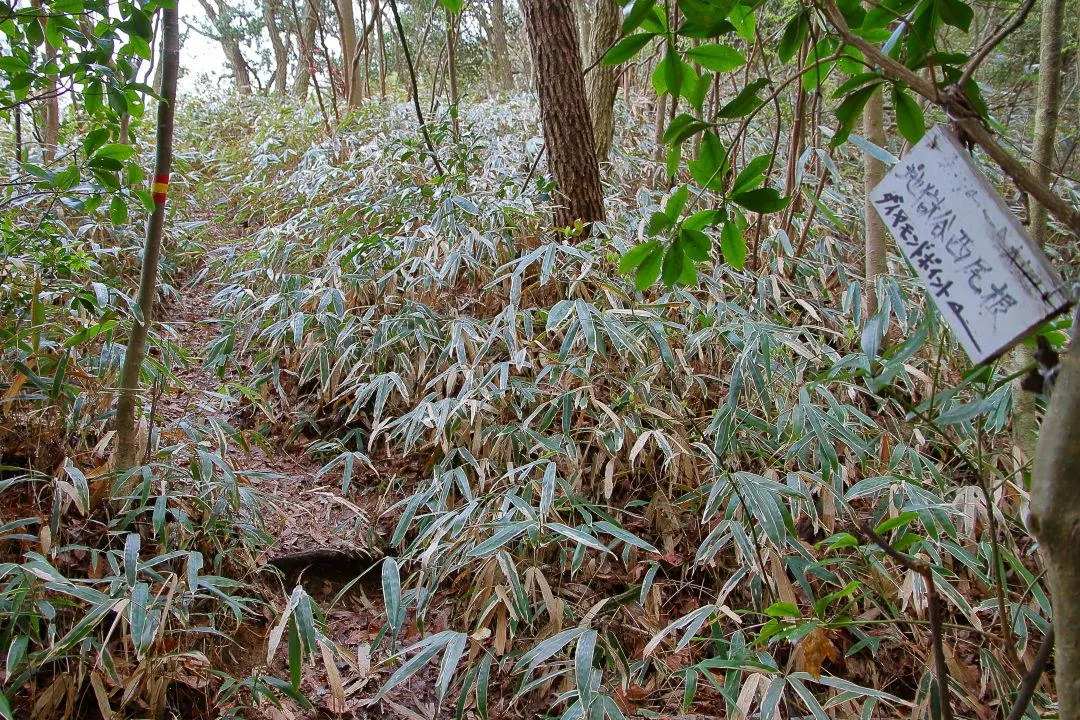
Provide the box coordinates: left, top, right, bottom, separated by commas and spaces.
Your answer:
522, 0, 605, 231
586, 0, 619, 163
491, 0, 512, 93
863, 87, 887, 315
338, 0, 362, 105
265, 0, 290, 95
1031, 325, 1080, 719
292, 0, 318, 99
1012, 0, 1066, 459
114, 4, 179, 472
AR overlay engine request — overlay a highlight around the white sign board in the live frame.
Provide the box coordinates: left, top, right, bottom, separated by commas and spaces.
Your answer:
870, 125, 1071, 364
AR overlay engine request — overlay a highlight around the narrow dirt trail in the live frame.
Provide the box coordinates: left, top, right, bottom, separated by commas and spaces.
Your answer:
156, 260, 446, 718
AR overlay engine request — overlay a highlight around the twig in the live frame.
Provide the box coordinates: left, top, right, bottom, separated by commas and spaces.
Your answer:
857, 521, 954, 720
387, 0, 446, 176
958, 0, 1037, 89
1005, 624, 1054, 720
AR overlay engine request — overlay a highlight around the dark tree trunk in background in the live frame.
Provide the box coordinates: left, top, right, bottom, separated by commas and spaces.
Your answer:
523, 0, 605, 231
586, 0, 619, 163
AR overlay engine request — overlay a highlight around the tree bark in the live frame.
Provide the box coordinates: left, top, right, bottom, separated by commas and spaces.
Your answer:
586, 0, 619, 163
523, 0, 605, 231
338, 0, 362, 105
31, 0, 59, 163
265, 0, 290, 95
863, 87, 887, 316
196, 0, 252, 94
490, 0, 513, 93
114, 3, 179, 472
446, 7, 460, 138
292, 0, 318, 99
1012, 0, 1065, 459
1030, 322, 1080, 719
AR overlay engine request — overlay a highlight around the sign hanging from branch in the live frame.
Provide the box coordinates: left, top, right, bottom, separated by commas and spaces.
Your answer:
870, 125, 1071, 365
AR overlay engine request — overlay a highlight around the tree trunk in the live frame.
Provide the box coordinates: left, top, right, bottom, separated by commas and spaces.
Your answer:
446, 7, 460, 138
586, 0, 619, 163
196, 0, 252, 95
522, 0, 605, 231
265, 0, 290, 95
292, 0, 318, 99
114, 3, 179, 472
1030, 320, 1080, 719
376, 0, 387, 99
1012, 0, 1065, 459
863, 87, 887, 316
338, 0, 362, 105
31, 0, 59, 163
491, 0, 512, 93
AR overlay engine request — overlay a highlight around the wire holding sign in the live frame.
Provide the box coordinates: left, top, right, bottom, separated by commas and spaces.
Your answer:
869, 125, 1071, 365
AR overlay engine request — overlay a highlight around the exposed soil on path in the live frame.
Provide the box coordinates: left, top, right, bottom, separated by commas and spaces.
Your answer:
159, 255, 444, 719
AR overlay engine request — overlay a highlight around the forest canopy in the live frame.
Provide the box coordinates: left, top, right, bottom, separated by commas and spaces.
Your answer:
1, 0, 1078, 718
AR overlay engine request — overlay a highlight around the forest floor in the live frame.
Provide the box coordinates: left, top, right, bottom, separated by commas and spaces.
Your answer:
159, 241, 443, 719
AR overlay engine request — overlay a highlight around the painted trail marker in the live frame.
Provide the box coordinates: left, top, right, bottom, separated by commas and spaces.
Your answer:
869, 125, 1071, 365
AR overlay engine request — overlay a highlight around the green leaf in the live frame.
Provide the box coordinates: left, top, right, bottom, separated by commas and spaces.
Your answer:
719, 221, 746, 269
647, 211, 674, 236
83, 128, 110, 157
764, 601, 800, 618
664, 185, 690, 220
654, 46, 683, 97
382, 557, 402, 630
778, 12, 808, 64
683, 209, 723, 231
440, 0, 463, 12
716, 77, 769, 118
730, 154, 772, 196
662, 239, 686, 286
634, 244, 663, 290
830, 82, 883, 147
622, 0, 657, 34
620, 240, 661, 273
732, 188, 789, 213
663, 113, 711, 145
892, 86, 925, 143
689, 130, 727, 189
728, 4, 756, 42
680, 228, 711, 262
109, 195, 129, 225
686, 43, 746, 72
93, 143, 137, 162
604, 33, 656, 65
935, 0, 972, 31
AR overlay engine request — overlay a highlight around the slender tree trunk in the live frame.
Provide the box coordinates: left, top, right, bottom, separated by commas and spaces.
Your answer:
14, 106, 22, 163
863, 87, 887, 315
491, 0, 512, 93
114, 4, 179, 472
652, 88, 667, 163
523, 0, 605, 231
265, 0, 290, 95
31, 0, 59, 163
338, 0, 362, 105
1013, 0, 1066, 459
586, 0, 619, 163
377, 1, 387, 99
312, 0, 341, 123
446, 7, 460, 138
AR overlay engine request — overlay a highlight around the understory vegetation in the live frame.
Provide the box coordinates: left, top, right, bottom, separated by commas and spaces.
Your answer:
3, 0, 1080, 717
